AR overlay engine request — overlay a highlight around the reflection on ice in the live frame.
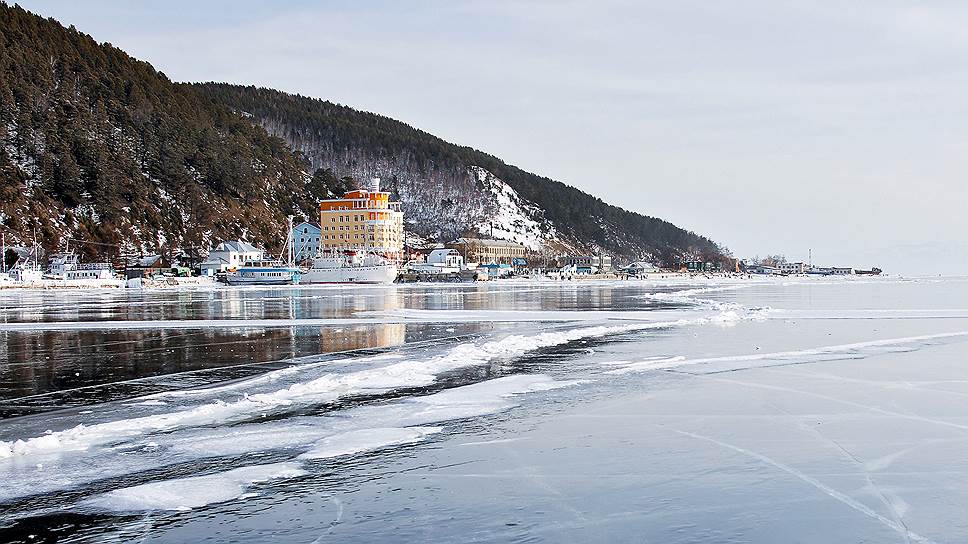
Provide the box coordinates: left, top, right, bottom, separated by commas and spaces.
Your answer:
4, 277, 968, 543
0, 319, 711, 460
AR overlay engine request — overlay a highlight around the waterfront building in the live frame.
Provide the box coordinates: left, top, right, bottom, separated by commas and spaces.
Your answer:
746, 263, 780, 275
292, 221, 321, 263
427, 248, 464, 268
779, 262, 807, 275
199, 240, 264, 276
561, 255, 612, 272
319, 178, 404, 262
448, 238, 527, 265
625, 261, 661, 276
685, 261, 722, 273
125, 255, 169, 279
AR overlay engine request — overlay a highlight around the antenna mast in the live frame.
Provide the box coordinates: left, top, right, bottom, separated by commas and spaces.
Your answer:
288, 215, 294, 265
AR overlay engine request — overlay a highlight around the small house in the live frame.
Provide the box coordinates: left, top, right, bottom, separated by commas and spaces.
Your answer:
199, 241, 264, 276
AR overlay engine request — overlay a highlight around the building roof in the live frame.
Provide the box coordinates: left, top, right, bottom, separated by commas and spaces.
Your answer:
199, 256, 230, 267
128, 254, 163, 268
294, 221, 321, 230
429, 248, 459, 256
452, 238, 524, 248
213, 240, 262, 254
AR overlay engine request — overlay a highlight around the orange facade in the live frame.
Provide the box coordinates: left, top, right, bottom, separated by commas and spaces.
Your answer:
318, 189, 404, 261
319, 190, 391, 211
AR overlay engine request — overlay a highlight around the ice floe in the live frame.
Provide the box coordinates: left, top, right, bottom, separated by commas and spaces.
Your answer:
0, 374, 583, 504
79, 462, 307, 512
298, 427, 442, 460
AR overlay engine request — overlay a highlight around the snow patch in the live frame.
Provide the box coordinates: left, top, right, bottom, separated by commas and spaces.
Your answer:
297, 427, 441, 460
79, 462, 306, 512
471, 166, 554, 250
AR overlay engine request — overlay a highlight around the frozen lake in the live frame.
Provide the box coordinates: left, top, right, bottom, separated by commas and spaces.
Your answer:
1, 276, 967, 542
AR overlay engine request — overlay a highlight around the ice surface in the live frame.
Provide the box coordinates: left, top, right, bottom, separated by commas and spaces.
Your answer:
0, 374, 583, 503
298, 427, 442, 460
603, 330, 968, 374
0, 320, 705, 460
7, 277, 968, 542
79, 462, 307, 512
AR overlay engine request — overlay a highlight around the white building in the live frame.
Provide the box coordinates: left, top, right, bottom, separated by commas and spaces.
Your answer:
561, 254, 612, 273
292, 221, 321, 263
200, 241, 264, 276
779, 262, 807, 275
408, 248, 465, 275
626, 261, 661, 276
830, 267, 854, 275
427, 248, 464, 269
748, 264, 780, 275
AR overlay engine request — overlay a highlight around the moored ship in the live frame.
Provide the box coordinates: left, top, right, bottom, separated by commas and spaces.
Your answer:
224, 258, 301, 285
301, 249, 397, 284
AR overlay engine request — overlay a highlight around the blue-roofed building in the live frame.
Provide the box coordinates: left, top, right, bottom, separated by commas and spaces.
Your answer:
292, 221, 321, 263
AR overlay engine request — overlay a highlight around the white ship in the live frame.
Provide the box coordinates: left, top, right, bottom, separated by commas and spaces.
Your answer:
223, 217, 302, 286
46, 252, 124, 287
5, 236, 43, 284
301, 250, 397, 284
224, 258, 301, 285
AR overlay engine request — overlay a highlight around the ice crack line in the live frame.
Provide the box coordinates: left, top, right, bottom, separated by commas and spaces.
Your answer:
669, 428, 936, 544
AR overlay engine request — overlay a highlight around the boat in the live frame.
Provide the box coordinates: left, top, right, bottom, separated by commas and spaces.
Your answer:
47, 253, 118, 280
301, 249, 397, 284
224, 258, 301, 285
6, 233, 44, 284
223, 217, 303, 286
42, 252, 124, 287
8, 265, 42, 284
855, 267, 882, 276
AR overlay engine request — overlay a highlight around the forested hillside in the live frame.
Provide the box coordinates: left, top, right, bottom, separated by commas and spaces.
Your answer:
195, 84, 726, 263
0, 2, 726, 265
0, 3, 333, 261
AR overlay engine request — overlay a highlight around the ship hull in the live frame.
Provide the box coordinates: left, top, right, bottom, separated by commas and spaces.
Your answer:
224, 267, 300, 286
301, 265, 397, 284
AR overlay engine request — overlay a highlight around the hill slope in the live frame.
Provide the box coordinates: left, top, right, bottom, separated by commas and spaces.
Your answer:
195, 83, 726, 264
0, 3, 333, 261
0, 2, 726, 265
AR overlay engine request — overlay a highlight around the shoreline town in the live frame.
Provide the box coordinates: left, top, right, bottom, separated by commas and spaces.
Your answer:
0, 178, 881, 290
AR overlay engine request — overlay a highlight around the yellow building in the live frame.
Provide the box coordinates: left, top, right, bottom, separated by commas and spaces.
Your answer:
318, 179, 404, 261
448, 237, 527, 265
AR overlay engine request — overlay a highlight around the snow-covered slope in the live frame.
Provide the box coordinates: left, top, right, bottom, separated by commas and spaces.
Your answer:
470, 166, 557, 250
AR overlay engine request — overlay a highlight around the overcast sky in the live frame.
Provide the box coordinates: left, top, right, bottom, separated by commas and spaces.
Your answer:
20, 1, 968, 274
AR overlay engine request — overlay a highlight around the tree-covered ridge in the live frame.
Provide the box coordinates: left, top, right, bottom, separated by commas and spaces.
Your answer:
0, 1, 726, 264
194, 83, 726, 263
0, 2, 326, 261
